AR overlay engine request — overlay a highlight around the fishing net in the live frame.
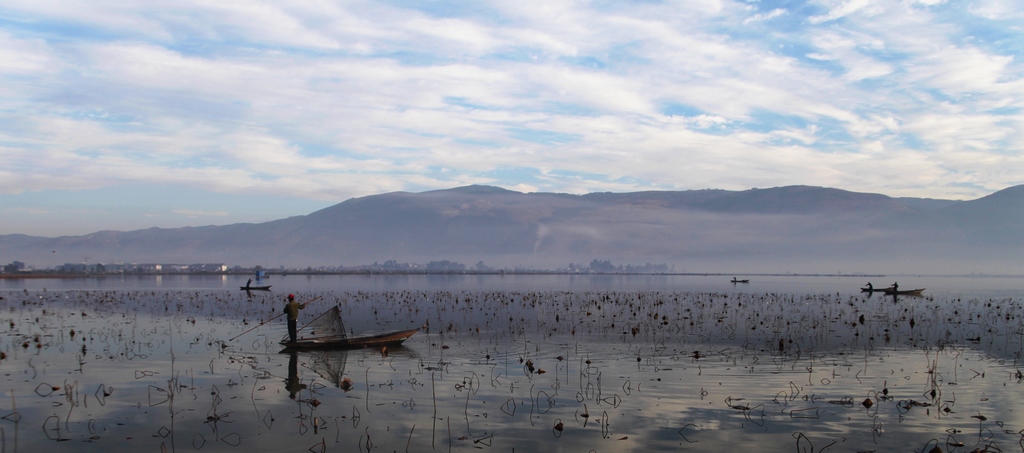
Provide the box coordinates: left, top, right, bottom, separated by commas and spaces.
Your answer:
305, 306, 348, 339
308, 350, 349, 387
282, 306, 348, 342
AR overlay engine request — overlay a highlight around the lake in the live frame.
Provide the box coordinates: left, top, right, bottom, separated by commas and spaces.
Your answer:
1, 274, 1022, 452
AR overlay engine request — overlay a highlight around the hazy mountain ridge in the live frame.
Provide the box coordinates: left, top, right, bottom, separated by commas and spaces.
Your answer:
928, 185, 1024, 246
2, 184, 1022, 274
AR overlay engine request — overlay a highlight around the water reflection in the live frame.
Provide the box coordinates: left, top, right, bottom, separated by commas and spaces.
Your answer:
285, 352, 306, 399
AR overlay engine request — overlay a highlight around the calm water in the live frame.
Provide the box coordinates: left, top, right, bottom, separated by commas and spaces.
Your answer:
3, 273, 1023, 297
0, 275, 1022, 452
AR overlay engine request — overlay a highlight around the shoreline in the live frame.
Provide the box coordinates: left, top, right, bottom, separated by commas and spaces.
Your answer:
0, 270, 890, 279
3, 271, 1022, 279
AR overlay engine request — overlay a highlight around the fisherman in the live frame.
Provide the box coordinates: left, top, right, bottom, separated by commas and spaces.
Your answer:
892, 282, 899, 292
283, 294, 306, 343
246, 278, 252, 288
866, 282, 873, 291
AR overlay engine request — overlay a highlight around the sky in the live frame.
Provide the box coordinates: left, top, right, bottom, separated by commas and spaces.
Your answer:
1, 0, 1022, 237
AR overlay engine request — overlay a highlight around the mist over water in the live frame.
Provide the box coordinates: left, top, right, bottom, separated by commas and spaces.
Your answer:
1, 275, 1021, 452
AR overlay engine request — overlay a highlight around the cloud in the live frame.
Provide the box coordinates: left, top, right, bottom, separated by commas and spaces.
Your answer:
906, 45, 1018, 95
0, 32, 58, 75
968, 0, 1024, 20
744, 8, 786, 25
809, 0, 878, 24
0, 0, 1022, 236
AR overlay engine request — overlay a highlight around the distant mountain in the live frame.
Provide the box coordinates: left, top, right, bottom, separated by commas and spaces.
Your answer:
2, 184, 1022, 274
931, 185, 1024, 246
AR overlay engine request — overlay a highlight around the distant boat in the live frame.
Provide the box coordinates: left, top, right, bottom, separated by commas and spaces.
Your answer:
241, 285, 272, 291
883, 288, 925, 296
280, 328, 419, 351
860, 286, 893, 292
731, 278, 750, 283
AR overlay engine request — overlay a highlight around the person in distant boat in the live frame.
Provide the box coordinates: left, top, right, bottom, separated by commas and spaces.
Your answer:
283, 294, 307, 343
866, 282, 873, 291
246, 278, 252, 288
892, 282, 899, 292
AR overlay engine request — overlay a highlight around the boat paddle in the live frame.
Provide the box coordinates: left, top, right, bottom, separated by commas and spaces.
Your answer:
229, 296, 324, 341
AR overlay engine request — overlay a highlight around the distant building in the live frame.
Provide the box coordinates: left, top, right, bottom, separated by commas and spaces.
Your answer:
2, 261, 26, 273
189, 263, 228, 272
134, 264, 163, 273
62, 263, 88, 272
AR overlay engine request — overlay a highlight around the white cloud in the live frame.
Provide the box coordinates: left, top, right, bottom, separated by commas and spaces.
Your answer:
903, 107, 1016, 151
906, 45, 1018, 95
0, 0, 1022, 235
0, 32, 58, 74
744, 8, 787, 25
809, 0, 877, 24
809, 31, 893, 81
968, 0, 1023, 20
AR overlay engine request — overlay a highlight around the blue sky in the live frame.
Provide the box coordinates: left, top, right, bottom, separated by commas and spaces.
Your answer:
1, 0, 1022, 236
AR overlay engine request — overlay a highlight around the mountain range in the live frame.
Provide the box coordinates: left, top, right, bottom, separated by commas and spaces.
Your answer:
3, 184, 1022, 274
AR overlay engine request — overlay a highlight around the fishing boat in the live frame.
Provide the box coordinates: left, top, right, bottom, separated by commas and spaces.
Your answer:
241, 285, 272, 291
280, 328, 419, 351
882, 288, 925, 296
279, 306, 418, 351
731, 278, 750, 283
860, 286, 893, 292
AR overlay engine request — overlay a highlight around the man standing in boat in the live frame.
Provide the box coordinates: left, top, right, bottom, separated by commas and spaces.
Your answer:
283, 294, 307, 343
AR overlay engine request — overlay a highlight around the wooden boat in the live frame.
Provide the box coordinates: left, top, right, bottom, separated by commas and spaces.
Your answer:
241, 285, 272, 291
882, 288, 925, 296
861, 286, 893, 292
731, 278, 750, 283
280, 328, 419, 351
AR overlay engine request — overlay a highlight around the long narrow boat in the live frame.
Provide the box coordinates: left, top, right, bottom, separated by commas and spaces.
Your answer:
241, 285, 272, 291
882, 288, 925, 296
280, 328, 419, 351
861, 286, 893, 292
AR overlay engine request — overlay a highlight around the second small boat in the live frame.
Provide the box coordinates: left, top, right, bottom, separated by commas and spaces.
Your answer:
882, 288, 925, 296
